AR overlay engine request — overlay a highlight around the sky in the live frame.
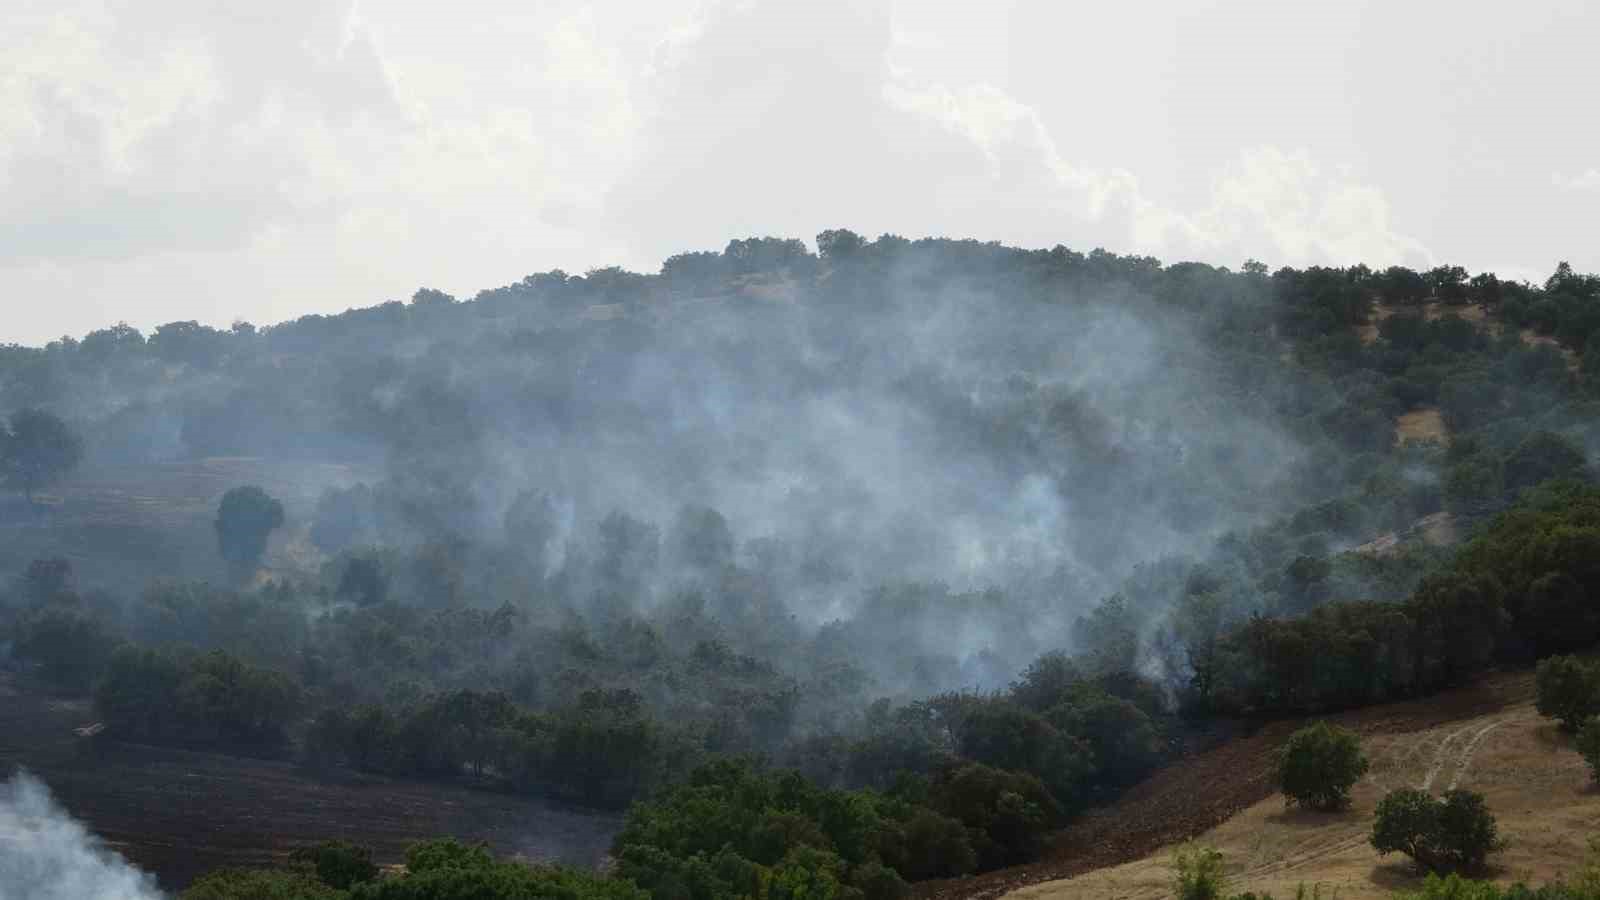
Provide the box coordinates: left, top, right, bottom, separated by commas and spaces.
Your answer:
2, 0, 1597, 345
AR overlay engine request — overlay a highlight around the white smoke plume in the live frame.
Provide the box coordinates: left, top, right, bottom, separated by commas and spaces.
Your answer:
0, 772, 164, 900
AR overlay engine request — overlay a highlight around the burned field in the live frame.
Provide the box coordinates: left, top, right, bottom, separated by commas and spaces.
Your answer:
0, 672, 620, 890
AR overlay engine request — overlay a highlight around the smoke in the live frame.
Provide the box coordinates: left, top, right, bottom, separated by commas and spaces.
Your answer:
0, 772, 164, 900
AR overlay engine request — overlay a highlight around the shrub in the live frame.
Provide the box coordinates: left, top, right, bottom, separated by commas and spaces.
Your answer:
1577, 718, 1600, 783
290, 840, 379, 889
1372, 788, 1502, 874
1173, 843, 1226, 900
1433, 791, 1503, 873
353, 839, 647, 900
1276, 722, 1369, 811
180, 868, 346, 899
1536, 656, 1600, 732
1394, 872, 1512, 900
11, 606, 120, 690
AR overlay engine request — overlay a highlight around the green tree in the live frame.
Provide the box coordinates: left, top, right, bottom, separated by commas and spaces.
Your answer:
290, 841, 379, 890
1372, 789, 1442, 871
1503, 431, 1588, 496
12, 607, 119, 690
215, 486, 286, 573
1276, 722, 1369, 811
1372, 788, 1502, 874
180, 868, 346, 900
1536, 655, 1600, 732
178, 650, 304, 745
349, 839, 647, 900
1576, 717, 1600, 783
1432, 790, 1503, 873
1, 408, 84, 502
95, 646, 187, 740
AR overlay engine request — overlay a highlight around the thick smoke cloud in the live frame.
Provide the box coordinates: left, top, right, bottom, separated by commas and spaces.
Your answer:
0, 772, 163, 900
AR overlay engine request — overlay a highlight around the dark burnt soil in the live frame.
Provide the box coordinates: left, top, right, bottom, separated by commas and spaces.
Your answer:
913, 670, 1535, 900
0, 673, 620, 890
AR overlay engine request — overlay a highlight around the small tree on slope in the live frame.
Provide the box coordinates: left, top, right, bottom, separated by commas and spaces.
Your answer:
1277, 721, 1369, 811
1371, 788, 1502, 874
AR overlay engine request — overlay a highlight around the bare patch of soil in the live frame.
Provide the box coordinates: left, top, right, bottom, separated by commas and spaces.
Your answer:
1396, 408, 1449, 447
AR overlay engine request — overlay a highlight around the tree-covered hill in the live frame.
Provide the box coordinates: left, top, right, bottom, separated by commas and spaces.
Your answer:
3, 232, 1599, 894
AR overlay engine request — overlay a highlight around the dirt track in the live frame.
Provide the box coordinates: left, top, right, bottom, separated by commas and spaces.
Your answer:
914, 670, 1539, 900
0, 673, 619, 890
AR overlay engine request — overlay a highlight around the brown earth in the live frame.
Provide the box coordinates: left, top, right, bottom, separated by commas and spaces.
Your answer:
0, 673, 620, 891
1395, 408, 1449, 448
914, 670, 1541, 900
1358, 303, 1501, 346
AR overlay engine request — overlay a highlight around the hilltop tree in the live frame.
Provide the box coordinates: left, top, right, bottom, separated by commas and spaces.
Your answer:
215, 486, 286, 574
817, 228, 867, 260
1, 408, 84, 502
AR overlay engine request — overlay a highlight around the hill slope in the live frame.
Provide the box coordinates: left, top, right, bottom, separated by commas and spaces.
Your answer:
918, 669, 1598, 900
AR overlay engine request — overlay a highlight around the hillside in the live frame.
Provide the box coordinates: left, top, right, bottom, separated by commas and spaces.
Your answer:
917, 668, 1596, 900
0, 457, 373, 588
0, 670, 619, 889
3, 240, 1600, 898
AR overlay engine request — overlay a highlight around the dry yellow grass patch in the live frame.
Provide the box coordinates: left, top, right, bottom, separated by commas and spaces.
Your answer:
1006, 703, 1599, 900
1417, 511, 1459, 547
1520, 329, 1580, 373
1358, 304, 1502, 345
1396, 408, 1449, 447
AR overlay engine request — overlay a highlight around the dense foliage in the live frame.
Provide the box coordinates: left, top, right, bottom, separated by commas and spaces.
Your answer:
2, 236, 1599, 891
215, 485, 286, 575
1275, 722, 1368, 811
1535, 655, 1600, 732
178, 840, 645, 900
1371, 789, 1502, 874
1577, 718, 1600, 784
0, 408, 82, 502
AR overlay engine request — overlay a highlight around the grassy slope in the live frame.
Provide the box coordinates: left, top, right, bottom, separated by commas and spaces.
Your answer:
1012, 686, 1595, 899
916, 670, 1600, 900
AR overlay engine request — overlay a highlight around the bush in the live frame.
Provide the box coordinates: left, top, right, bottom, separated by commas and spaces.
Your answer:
1578, 718, 1600, 783
353, 839, 647, 900
1372, 788, 1502, 874
215, 485, 286, 573
1536, 656, 1600, 732
180, 868, 347, 899
11, 606, 119, 690
1276, 722, 1368, 811
290, 840, 379, 890
1172, 843, 1226, 900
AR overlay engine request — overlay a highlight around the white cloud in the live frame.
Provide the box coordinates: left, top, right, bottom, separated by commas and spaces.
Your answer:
880, 75, 1430, 269
21, 0, 1600, 345
1554, 169, 1600, 192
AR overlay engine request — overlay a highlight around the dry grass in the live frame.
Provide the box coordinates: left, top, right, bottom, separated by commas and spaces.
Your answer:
1396, 408, 1449, 447
1520, 329, 1581, 373
0, 456, 375, 588
1006, 700, 1598, 900
1359, 304, 1501, 345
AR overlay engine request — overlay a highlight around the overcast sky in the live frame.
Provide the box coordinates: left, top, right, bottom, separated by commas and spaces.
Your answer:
3, 0, 1597, 345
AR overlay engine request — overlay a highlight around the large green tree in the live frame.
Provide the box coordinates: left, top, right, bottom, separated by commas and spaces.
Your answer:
1, 408, 84, 502
215, 485, 286, 574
